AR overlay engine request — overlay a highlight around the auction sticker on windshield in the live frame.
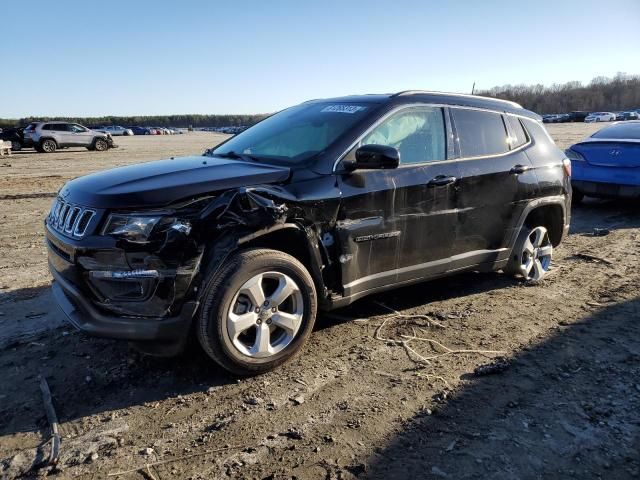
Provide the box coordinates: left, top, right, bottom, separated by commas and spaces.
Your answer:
321, 105, 367, 114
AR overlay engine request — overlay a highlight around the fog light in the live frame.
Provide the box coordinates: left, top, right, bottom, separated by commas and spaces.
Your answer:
90, 269, 159, 279
88, 270, 159, 301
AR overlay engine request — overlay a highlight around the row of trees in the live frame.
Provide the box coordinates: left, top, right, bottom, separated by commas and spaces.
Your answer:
2, 74, 639, 128
478, 73, 640, 114
0, 113, 268, 130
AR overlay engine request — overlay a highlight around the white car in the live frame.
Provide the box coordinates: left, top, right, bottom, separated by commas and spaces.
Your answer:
585, 112, 616, 123
97, 125, 134, 136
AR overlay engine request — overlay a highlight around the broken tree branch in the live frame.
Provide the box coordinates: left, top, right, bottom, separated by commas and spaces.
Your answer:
39, 376, 61, 466
374, 302, 447, 329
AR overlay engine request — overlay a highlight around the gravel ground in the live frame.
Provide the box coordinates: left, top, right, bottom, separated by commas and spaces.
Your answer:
1, 124, 639, 480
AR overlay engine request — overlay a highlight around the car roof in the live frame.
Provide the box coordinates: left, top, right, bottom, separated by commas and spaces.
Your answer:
304, 90, 539, 119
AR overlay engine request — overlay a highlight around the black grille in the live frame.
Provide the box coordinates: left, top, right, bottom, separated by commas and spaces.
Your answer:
48, 198, 96, 238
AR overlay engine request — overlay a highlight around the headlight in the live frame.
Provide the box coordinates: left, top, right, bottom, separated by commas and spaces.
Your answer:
103, 214, 164, 242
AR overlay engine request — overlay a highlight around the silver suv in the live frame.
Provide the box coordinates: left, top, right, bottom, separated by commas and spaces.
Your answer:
25, 121, 114, 153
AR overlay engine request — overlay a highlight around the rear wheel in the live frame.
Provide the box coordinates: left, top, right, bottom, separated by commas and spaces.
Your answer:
505, 225, 553, 283
197, 249, 317, 375
40, 139, 56, 153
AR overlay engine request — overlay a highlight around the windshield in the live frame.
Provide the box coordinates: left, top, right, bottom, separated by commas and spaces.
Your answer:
592, 123, 640, 140
210, 102, 373, 164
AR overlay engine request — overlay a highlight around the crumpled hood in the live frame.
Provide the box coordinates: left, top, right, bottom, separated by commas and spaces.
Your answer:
60, 156, 291, 209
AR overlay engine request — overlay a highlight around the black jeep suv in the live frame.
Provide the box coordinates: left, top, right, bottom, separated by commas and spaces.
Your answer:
46, 91, 571, 375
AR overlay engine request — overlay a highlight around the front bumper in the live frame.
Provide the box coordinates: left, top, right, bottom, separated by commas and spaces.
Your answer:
50, 264, 198, 354
46, 218, 201, 354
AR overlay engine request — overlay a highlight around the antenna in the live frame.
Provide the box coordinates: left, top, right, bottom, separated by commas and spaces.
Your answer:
471, 82, 476, 95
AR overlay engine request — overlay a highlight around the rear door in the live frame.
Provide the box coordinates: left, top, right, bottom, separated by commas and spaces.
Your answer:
336, 105, 461, 297
450, 109, 537, 269
43, 123, 70, 145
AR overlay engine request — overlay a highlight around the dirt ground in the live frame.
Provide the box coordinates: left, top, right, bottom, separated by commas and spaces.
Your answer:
1, 125, 639, 479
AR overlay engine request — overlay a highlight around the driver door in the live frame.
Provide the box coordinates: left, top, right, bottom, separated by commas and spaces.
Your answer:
69, 124, 93, 146
336, 106, 460, 298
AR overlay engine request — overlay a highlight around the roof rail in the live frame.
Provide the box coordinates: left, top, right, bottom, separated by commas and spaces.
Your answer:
391, 90, 522, 109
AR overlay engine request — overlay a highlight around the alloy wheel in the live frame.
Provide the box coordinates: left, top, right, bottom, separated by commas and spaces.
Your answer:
225, 271, 304, 358
518, 226, 552, 281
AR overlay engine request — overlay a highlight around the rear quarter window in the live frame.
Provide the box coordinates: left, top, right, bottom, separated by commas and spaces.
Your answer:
452, 109, 509, 157
506, 115, 529, 149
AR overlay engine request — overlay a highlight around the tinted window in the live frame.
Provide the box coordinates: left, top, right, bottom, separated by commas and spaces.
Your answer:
359, 107, 446, 164
506, 115, 528, 149
592, 123, 640, 140
44, 123, 67, 131
452, 109, 509, 157
69, 124, 87, 132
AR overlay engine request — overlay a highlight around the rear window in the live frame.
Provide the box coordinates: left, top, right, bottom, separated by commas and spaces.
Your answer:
506, 115, 529, 149
592, 123, 640, 140
43, 123, 67, 131
452, 109, 509, 157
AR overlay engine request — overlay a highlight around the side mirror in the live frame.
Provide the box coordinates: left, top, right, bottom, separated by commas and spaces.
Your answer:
350, 144, 400, 171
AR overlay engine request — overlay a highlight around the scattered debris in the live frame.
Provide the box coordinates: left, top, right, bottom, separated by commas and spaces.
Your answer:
107, 445, 244, 477
39, 376, 61, 467
473, 357, 511, 376
592, 228, 610, 237
572, 252, 614, 266
290, 395, 305, 405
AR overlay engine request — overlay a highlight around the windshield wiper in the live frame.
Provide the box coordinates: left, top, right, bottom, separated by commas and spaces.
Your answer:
212, 150, 260, 162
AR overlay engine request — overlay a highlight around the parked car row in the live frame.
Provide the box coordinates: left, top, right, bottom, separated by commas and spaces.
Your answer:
199, 126, 247, 134
543, 109, 640, 123
90, 125, 185, 135
0, 123, 190, 151
0, 122, 115, 153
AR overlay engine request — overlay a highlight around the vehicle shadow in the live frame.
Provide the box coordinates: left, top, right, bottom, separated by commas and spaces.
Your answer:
365, 297, 640, 479
316, 270, 514, 331
570, 197, 640, 235
0, 269, 513, 442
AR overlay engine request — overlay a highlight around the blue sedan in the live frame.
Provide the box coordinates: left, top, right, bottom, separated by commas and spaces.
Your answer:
566, 121, 640, 203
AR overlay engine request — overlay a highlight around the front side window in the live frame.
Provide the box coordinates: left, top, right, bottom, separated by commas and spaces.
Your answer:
342, 106, 447, 165
70, 124, 87, 133
212, 102, 374, 164
452, 109, 510, 157
359, 107, 446, 164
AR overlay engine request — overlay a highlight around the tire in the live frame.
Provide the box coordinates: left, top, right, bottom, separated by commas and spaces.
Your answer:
572, 189, 584, 205
10, 141, 22, 151
197, 248, 317, 375
94, 138, 108, 151
504, 225, 553, 283
40, 139, 57, 153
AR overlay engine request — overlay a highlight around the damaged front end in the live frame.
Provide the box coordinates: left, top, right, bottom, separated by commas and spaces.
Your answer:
46, 181, 339, 354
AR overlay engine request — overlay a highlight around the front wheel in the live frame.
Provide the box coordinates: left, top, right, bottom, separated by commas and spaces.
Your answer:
505, 225, 553, 283
94, 138, 108, 151
197, 249, 317, 375
10, 141, 22, 151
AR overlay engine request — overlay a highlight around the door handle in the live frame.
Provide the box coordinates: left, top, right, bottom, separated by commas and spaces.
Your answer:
510, 164, 530, 174
427, 175, 457, 187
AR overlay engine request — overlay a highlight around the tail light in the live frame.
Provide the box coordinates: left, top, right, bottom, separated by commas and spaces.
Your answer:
562, 158, 572, 177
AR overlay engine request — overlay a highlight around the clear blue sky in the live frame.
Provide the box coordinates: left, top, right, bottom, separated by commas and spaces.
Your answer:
2, 0, 639, 117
